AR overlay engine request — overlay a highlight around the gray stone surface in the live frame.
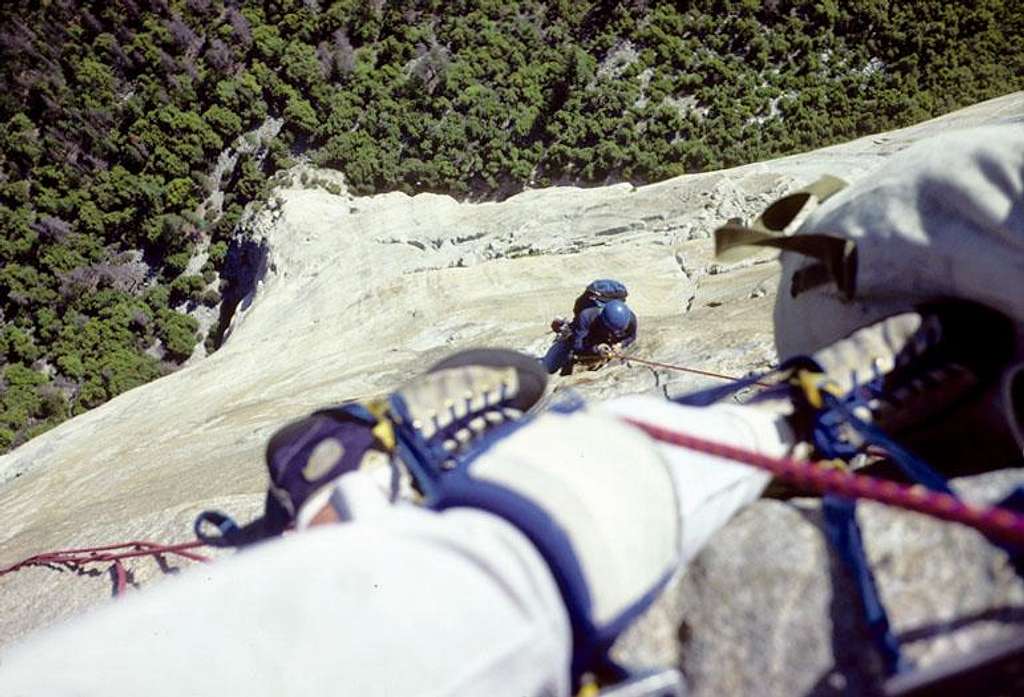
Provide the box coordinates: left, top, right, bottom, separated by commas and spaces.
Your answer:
1, 91, 1023, 693
614, 470, 1024, 696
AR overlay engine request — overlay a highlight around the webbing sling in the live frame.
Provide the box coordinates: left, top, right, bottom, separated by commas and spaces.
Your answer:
670, 355, 1024, 683
713, 175, 858, 299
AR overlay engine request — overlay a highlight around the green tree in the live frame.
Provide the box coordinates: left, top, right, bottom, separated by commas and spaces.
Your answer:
156, 309, 199, 360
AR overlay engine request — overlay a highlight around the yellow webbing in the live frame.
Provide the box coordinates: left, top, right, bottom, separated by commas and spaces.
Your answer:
792, 370, 843, 410
364, 398, 397, 451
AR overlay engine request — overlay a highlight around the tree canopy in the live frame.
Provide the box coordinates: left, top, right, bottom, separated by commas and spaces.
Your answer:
1, 0, 1022, 451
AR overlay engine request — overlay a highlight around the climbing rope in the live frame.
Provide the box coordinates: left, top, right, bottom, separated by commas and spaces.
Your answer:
622, 417, 1024, 549
610, 350, 775, 388
0, 540, 209, 596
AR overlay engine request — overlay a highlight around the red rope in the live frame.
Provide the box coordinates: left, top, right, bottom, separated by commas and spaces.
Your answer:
0, 540, 210, 596
6, 416, 1020, 601
623, 417, 1024, 548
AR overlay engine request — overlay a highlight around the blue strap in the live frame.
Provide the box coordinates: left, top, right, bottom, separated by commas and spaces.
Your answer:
673, 352, 1022, 681
671, 355, 814, 407
819, 393, 953, 494
429, 474, 626, 691
790, 368, 934, 677
823, 496, 911, 676
996, 485, 1024, 576
812, 388, 952, 677
193, 510, 246, 547
671, 371, 771, 407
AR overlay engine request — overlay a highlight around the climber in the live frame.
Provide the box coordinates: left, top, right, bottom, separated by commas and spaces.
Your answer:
543, 278, 638, 375
2, 125, 1022, 697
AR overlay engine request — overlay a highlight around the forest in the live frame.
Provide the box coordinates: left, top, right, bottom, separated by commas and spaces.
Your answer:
1, 0, 1022, 452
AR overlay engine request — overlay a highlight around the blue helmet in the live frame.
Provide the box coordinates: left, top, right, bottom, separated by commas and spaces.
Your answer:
600, 300, 633, 335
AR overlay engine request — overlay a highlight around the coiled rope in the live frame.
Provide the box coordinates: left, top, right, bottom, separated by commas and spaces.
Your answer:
0, 540, 209, 596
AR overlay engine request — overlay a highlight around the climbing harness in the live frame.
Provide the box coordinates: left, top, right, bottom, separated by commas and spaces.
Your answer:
0, 539, 209, 596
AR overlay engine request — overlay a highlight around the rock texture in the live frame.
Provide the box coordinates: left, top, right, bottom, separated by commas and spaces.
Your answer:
2, 92, 1023, 693
613, 471, 1024, 696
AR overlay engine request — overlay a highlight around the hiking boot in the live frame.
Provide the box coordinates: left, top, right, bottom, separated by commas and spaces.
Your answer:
769, 301, 1018, 472
195, 349, 547, 544
264, 405, 396, 528
388, 348, 548, 486
194, 403, 389, 546
267, 349, 549, 522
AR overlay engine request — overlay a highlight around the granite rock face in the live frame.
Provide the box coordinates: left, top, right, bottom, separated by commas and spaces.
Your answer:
1, 92, 1023, 694
613, 471, 1024, 696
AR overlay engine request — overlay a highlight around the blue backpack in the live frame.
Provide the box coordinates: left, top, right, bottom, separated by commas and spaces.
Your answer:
573, 279, 628, 317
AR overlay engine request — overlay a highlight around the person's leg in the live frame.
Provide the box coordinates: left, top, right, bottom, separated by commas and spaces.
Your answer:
0, 504, 572, 697
445, 394, 785, 660
542, 336, 572, 374
598, 396, 783, 566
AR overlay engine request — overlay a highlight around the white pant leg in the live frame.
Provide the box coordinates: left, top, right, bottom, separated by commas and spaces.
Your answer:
0, 501, 572, 697
456, 396, 788, 638
0, 398, 789, 697
599, 396, 788, 566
